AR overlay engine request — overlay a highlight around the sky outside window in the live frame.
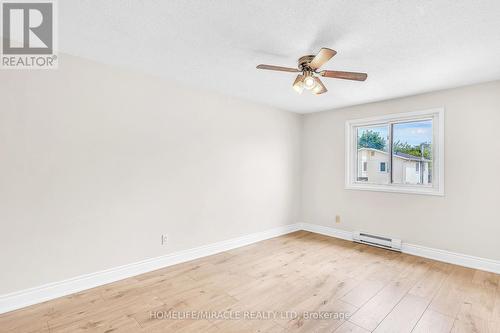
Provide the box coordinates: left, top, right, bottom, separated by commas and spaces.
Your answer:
393, 120, 432, 146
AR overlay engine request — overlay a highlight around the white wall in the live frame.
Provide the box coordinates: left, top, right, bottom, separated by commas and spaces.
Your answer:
0, 54, 302, 294
301, 80, 500, 260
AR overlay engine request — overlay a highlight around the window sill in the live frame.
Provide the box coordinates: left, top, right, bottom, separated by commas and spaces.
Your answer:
345, 183, 444, 196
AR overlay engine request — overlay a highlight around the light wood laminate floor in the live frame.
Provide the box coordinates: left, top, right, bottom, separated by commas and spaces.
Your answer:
1, 231, 499, 332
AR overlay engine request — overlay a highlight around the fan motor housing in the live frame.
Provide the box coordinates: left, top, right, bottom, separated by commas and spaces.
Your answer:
298, 55, 315, 71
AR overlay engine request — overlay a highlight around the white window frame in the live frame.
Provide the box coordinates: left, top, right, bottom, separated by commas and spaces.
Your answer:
345, 108, 444, 196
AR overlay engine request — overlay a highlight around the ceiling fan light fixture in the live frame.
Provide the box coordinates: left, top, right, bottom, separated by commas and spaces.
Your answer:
311, 85, 322, 94
310, 77, 327, 95
303, 73, 316, 90
292, 75, 305, 94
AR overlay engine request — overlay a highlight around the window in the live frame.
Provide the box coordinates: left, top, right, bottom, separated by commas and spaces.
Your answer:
345, 109, 444, 195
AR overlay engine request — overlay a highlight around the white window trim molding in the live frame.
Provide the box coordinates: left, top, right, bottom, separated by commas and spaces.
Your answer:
345, 108, 445, 196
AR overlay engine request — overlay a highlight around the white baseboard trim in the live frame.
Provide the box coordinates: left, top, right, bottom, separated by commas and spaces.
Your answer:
401, 243, 500, 274
300, 223, 500, 274
2, 222, 498, 315
299, 222, 353, 241
0, 224, 301, 315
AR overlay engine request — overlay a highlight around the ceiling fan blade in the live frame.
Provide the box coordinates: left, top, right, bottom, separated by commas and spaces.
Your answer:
312, 77, 327, 95
256, 64, 300, 73
309, 48, 337, 70
292, 75, 305, 94
320, 70, 368, 81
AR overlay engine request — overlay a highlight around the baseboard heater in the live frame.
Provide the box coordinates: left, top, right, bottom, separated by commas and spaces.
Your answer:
353, 232, 402, 252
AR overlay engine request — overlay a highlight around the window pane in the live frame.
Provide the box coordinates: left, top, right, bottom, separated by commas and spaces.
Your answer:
392, 120, 432, 185
356, 125, 390, 184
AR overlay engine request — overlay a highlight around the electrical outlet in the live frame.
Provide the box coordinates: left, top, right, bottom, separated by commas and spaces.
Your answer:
335, 215, 341, 224
161, 234, 168, 245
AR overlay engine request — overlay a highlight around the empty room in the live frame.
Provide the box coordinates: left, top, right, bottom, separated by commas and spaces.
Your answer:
1, 1, 500, 332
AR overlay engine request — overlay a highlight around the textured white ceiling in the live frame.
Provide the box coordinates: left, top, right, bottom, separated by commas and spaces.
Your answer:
58, 1, 500, 113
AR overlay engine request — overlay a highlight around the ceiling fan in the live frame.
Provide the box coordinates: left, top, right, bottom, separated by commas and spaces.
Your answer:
256, 48, 367, 95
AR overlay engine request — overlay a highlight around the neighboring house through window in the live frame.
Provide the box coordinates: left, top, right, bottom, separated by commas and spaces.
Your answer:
345, 108, 444, 195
